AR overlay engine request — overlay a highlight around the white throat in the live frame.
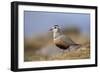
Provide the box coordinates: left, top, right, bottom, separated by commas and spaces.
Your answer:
53, 29, 61, 40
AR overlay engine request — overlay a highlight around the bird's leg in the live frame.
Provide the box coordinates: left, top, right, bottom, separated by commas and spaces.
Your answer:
68, 48, 70, 52
61, 50, 65, 54
63, 50, 65, 53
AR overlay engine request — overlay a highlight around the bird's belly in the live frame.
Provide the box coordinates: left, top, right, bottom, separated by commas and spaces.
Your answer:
54, 39, 69, 50
56, 44, 69, 50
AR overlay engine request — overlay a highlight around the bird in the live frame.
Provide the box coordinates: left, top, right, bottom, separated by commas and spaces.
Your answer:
50, 25, 80, 52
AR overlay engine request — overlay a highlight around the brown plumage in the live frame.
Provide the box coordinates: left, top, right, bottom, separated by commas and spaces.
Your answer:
54, 38, 70, 50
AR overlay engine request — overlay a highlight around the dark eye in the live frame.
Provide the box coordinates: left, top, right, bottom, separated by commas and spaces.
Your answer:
54, 27, 56, 29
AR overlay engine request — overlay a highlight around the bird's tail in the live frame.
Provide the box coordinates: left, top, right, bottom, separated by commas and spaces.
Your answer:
69, 44, 81, 50
72, 44, 81, 46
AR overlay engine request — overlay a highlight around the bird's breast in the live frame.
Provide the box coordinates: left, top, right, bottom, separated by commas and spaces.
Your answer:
54, 39, 69, 49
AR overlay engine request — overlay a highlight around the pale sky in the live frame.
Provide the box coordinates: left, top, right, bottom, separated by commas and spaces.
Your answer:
24, 11, 90, 37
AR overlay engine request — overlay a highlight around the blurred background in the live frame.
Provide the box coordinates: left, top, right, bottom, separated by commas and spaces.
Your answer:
24, 11, 90, 61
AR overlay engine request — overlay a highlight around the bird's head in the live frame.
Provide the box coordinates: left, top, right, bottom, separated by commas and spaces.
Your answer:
50, 25, 60, 33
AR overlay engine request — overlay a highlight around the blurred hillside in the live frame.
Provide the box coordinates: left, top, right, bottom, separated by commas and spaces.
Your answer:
24, 26, 90, 61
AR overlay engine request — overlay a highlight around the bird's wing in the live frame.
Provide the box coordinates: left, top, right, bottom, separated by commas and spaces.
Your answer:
57, 35, 76, 45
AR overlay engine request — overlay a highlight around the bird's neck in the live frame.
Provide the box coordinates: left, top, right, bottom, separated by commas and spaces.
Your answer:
53, 30, 62, 40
